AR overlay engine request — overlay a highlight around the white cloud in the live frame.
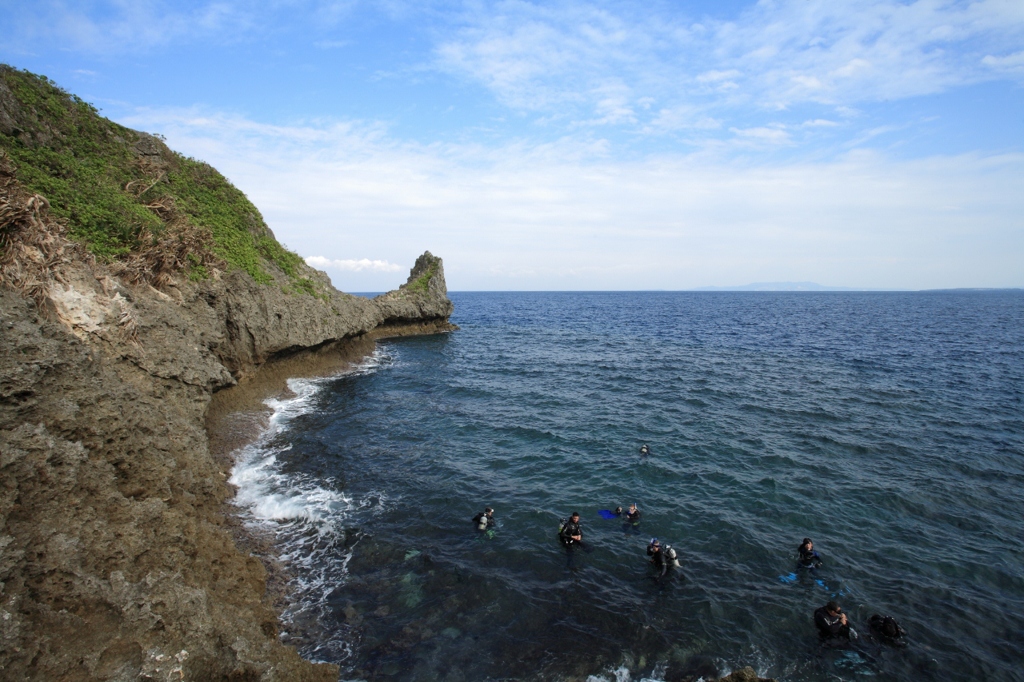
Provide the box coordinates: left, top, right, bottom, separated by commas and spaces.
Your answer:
802, 119, 840, 128
730, 125, 792, 146
306, 256, 403, 272
696, 70, 742, 84
982, 50, 1024, 73
118, 107, 1024, 290
644, 106, 721, 133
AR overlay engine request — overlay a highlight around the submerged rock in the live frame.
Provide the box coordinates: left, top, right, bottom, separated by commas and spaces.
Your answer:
666, 658, 776, 682
716, 666, 777, 682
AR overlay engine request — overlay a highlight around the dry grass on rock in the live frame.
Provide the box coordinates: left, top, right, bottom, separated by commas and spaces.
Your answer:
0, 150, 75, 306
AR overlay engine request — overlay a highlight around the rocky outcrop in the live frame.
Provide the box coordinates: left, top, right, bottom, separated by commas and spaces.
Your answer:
0, 232, 455, 679
201, 250, 455, 378
0, 62, 458, 681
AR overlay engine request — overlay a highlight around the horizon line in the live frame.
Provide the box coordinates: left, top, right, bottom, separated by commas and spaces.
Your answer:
348, 287, 1023, 295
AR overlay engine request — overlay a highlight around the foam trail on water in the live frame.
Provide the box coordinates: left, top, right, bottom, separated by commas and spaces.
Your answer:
228, 349, 393, 663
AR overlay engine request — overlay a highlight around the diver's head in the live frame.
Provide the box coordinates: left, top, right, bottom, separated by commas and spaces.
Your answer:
629, 503, 637, 511
485, 507, 494, 516
825, 601, 841, 615
614, 506, 623, 514
651, 539, 661, 551
571, 512, 580, 521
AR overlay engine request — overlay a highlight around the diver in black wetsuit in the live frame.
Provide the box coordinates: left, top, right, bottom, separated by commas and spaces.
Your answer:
814, 601, 856, 642
798, 538, 822, 568
472, 507, 495, 531
639, 443, 650, 456
648, 539, 669, 576
624, 503, 641, 532
559, 512, 583, 549
868, 614, 906, 646
646, 538, 679, 578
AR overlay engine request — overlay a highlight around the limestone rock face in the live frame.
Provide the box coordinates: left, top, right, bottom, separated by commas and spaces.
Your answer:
201, 251, 455, 378
0, 250, 455, 680
0, 65, 456, 679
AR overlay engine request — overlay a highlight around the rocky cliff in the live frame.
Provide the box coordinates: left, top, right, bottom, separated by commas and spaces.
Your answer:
0, 66, 455, 680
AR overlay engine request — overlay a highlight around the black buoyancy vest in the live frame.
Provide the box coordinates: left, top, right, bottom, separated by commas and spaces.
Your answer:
560, 519, 582, 543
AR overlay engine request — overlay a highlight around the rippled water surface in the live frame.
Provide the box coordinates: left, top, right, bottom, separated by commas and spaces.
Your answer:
230, 292, 1024, 681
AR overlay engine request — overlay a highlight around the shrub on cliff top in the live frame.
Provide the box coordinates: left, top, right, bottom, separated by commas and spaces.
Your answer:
0, 65, 316, 291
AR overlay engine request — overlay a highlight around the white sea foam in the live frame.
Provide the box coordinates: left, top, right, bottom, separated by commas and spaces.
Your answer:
227, 349, 393, 663
586, 665, 667, 682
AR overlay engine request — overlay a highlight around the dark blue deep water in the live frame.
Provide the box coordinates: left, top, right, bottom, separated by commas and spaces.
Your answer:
230, 292, 1024, 681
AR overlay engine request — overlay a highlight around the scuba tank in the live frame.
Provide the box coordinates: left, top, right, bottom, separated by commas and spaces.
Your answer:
664, 545, 680, 567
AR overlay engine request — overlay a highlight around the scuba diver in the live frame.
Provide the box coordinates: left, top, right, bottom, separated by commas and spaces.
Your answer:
646, 538, 680, 578
814, 601, 857, 642
623, 503, 641, 532
472, 507, 495, 531
798, 538, 823, 568
613, 506, 624, 517
558, 512, 584, 549
868, 614, 907, 647
639, 443, 651, 457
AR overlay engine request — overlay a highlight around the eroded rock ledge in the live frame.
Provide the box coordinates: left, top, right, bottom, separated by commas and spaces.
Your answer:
0, 248, 456, 680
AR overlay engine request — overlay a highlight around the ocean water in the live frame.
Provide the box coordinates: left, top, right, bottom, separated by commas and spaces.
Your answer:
229, 291, 1024, 682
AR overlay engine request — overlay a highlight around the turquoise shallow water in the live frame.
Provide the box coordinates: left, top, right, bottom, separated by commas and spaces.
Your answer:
230, 291, 1024, 681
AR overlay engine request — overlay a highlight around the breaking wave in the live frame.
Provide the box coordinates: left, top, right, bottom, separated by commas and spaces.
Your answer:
228, 349, 393, 663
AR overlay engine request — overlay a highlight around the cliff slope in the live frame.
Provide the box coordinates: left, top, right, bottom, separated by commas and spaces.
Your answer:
0, 66, 454, 680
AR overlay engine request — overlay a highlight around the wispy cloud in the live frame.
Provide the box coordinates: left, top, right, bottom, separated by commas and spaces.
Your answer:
306, 256, 403, 272
982, 50, 1024, 73
730, 125, 792, 146
435, 0, 1024, 134
3, 0, 256, 53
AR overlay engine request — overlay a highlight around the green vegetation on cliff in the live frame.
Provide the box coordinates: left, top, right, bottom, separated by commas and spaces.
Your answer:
0, 65, 315, 289
403, 261, 438, 294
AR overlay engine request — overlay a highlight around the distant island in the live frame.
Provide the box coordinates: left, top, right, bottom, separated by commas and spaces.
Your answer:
691, 283, 1021, 292
692, 282, 899, 292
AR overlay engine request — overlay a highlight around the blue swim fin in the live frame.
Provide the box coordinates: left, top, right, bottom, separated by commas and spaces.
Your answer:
598, 509, 618, 519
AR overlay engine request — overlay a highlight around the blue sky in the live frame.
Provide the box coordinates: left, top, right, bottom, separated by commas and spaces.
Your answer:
2, 0, 1022, 290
